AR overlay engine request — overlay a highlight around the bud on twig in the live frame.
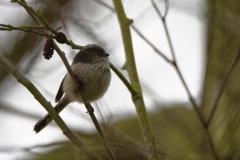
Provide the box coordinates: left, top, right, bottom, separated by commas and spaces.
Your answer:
55, 32, 67, 44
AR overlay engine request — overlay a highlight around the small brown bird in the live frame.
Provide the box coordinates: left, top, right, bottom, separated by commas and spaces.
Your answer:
34, 44, 111, 133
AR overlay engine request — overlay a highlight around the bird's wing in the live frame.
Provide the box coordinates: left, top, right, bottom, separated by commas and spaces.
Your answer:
55, 75, 66, 103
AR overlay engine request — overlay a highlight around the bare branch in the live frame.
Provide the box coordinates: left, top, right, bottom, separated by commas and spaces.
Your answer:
163, 0, 169, 18
150, 0, 219, 159
0, 24, 53, 37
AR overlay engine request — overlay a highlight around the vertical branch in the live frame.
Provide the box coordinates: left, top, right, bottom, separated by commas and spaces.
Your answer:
112, 0, 159, 160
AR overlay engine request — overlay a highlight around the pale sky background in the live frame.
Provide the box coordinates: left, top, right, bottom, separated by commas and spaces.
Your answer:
0, 0, 205, 159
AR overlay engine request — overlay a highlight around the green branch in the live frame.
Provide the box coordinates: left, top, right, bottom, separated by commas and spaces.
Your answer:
112, 0, 159, 160
109, 63, 138, 97
0, 24, 53, 37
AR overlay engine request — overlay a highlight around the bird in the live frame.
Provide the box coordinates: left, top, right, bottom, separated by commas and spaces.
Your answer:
34, 44, 111, 133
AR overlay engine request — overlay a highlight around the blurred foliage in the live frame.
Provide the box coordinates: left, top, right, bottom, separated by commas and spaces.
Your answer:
34, 104, 237, 160
201, 0, 240, 159
33, 106, 202, 160
1, 0, 240, 160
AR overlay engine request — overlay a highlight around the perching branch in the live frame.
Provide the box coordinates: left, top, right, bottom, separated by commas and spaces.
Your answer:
0, 54, 102, 160
53, 44, 116, 160
112, 0, 159, 160
11, 0, 116, 159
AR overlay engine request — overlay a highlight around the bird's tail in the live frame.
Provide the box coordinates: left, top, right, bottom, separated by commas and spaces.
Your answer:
33, 97, 71, 133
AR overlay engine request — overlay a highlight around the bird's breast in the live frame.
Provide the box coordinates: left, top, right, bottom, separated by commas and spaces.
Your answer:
63, 62, 111, 103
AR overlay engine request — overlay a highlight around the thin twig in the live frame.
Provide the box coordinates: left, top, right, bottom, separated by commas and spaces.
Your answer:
150, 0, 175, 60
163, 0, 169, 18
150, 0, 205, 130
151, 0, 206, 129
206, 44, 240, 126
173, 65, 206, 126
131, 25, 172, 63
0, 24, 53, 37
92, 0, 172, 63
150, 0, 220, 159
13, 0, 83, 49
0, 24, 45, 29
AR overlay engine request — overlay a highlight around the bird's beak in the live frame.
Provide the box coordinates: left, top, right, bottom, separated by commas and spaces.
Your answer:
103, 52, 110, 57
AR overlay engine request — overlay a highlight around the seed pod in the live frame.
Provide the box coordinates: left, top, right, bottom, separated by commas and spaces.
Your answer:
43, 38, 54, 60
43, 51, 53, 60
44, 38, 54, 52
55, 32, 67, 44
